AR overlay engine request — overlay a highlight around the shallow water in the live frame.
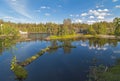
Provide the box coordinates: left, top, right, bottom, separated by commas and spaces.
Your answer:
0, 37, 120, 81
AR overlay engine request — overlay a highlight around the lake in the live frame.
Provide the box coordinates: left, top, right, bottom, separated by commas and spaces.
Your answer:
0, 35, 120, 81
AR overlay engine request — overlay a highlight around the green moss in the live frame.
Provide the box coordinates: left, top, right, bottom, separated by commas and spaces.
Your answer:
12, 64, 28, 80
11, 56, 28, 80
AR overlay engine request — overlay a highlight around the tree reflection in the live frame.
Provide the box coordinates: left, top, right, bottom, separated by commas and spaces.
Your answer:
88, 38, 118, 48
48, 40, 59, 53
88, 58, 120, 81
48, 40, 76, 54
10, 41, 76, 81
0, 37, 17, 55
0, 40, 3, 54
9, 38, 120, 81
62, 40, 73, 54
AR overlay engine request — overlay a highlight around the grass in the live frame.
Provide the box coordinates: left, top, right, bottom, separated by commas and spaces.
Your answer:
11, 56, 28, 80
19, 47, 50, 66
48, 34, 119, 40
49, 34, 96, 40
50, 34, 80, 40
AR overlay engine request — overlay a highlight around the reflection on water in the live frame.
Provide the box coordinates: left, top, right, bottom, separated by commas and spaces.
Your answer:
28, 33, 49, 40
0, 36, 120, 81
88, 58, 120, 81
89, 38, 118, 47
0, 38, 17, 55
20, 33, 49, 40
48, 40, 75, 54
10, 42, 76, 81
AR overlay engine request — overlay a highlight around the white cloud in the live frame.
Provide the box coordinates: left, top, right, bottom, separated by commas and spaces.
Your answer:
89, 16, 95, 19
73, 19, 82, 23
81, 13, 88, 17
103, 9, 109, 12
97, 16, 105, 20
71, 8, 111, 24
6, 0, 32, 18
96, 5, 104, 8
45, 13, 50, 16
69, 14, 80, 17
115, 5, 120, 8
88, 9, 110, 21
89, 9, 109, 16
105, 18, 114, 22
70, 14, 73, 17
89, 10, 100, 16
97, 9, 109, 12
87, 20, 96, 24
98, 9, 103, 12
4, 16, 13, 19
2, 16, 32, 23
11, 0, 16, 1
112, 0, 118, 2
40, 6, 50, 9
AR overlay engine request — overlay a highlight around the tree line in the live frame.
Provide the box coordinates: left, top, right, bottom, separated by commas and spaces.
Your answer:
0, 17, 120, 36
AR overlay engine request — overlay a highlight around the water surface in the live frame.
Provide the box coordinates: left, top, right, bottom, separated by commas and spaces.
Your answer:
0, 36, 120, 81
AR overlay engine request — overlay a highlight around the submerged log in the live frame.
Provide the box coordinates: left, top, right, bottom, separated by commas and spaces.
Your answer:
19, 47, 50, 66
18, 45, 76, 67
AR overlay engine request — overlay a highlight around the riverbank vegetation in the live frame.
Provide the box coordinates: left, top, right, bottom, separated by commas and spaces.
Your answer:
0, 17, 120, 39
11, 56, 28, 80
88, 59, 120, 81
0, 22, 19, 38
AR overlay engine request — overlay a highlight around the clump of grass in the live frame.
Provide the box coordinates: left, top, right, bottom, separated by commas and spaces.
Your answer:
11, 56, 28, 80
19, 47, 50, 66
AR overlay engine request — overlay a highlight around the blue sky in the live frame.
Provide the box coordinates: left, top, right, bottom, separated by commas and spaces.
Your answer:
0, 0, 120, 24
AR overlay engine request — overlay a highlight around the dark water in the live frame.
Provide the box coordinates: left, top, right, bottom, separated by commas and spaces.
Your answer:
0, 35, 120, 81
20, 33, 49, 40
28, 33, 49, 39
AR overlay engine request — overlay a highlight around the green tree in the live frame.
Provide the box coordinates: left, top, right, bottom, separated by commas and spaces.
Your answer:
88, 25, 96, 35
114, 17, 120, 36
99, 22, 107, 34
63, 18, 72, 25
2, 24, 19, 36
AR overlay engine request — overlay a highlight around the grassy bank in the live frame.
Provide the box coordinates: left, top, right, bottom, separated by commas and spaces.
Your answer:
48, 34, 80, 40
0, 35, 20, 39
46, 34, 120, 40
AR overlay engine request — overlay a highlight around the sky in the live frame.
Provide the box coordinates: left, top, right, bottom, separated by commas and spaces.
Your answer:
0, 0, 120, 24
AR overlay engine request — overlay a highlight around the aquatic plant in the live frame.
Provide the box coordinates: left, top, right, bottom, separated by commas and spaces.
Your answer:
20, 47, 50, 66
11, 56, 28, 80
88, 64, 120, 81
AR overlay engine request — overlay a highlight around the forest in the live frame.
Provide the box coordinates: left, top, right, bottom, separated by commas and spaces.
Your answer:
0, 17, 120, 37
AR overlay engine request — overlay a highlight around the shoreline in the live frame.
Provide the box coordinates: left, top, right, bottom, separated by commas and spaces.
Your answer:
45, 34, 120, 40
1, 34, 120, 41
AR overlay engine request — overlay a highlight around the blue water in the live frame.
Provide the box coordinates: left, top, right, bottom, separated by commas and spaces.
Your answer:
0, 39, 120, 81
